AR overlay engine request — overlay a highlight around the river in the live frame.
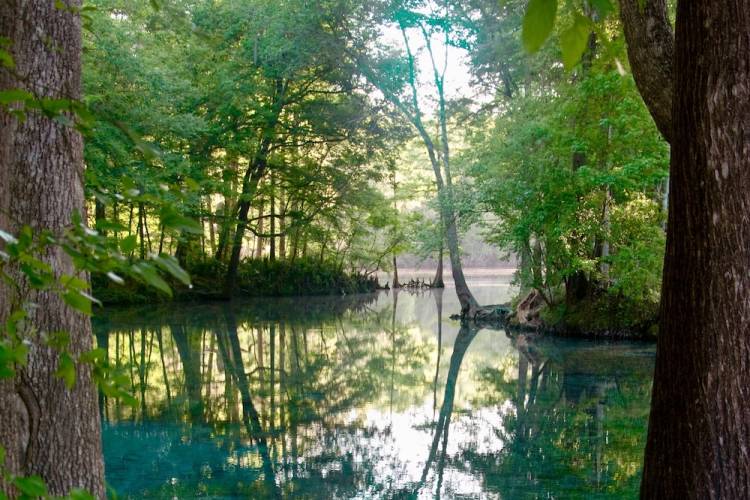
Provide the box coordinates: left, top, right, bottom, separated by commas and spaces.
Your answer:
94, 275, 654, 498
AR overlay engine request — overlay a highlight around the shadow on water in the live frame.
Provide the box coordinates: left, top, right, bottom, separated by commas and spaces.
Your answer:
95, 288, 654, 498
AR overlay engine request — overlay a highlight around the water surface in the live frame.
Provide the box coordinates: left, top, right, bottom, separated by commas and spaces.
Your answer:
95, 279, 654, 498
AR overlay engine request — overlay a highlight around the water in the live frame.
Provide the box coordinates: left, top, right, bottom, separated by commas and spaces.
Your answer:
94, 278, 654, 499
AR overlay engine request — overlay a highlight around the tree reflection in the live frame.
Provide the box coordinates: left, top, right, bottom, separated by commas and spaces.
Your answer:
415, 321, 480, 498
96, 294, 432, 497
462, 336, 653, 498
94, 296, 652, 498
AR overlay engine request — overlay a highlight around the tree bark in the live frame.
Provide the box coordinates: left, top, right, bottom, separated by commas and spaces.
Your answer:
254, 200, 265, 259
433, 243, 445, 288
270, 174, 276, 261
640, 1, 750, 497
279, 194, 286, 260
392, 254, 400, 288
619, 0, 674, 143
0, 1, 105, 496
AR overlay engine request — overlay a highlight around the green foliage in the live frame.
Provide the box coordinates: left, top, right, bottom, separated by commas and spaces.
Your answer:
522, 0, 557, 52
559, 14, 590, 69
78, 0, 406, 285
94, 257, 379, 304
0, 217, 184, 400
470, 68, 668, 330
237, 258, 379, 296
521, 0, 616, 69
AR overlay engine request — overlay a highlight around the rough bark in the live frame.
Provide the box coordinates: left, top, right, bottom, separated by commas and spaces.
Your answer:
0, 1, 105, 496
619, 0, 674, 143
640, 1, 750, 497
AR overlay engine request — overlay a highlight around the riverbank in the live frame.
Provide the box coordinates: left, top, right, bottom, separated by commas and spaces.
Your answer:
92, 258, 381, 306
506, 289, 659, 341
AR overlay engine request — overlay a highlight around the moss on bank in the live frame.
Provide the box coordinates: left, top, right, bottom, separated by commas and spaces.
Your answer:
545, 294, 658, 339
92, 258, 380, 306
510, 288, 659, 340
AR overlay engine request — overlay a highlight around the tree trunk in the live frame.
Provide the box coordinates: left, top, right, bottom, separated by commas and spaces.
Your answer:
375, 25, 478, 315
94, 199, 107, 237
279, 193, 286, 259
433, 243, 444, 288
444, 213, 478, 314
0, 1, 105, 496
640, 2, 750, 497
254, 200, 265, 259
224, 80, 285, 297
223, 166, 265, 297
270, 174, 276, 261
392, 254, 400, 288
137, 202, 146, 260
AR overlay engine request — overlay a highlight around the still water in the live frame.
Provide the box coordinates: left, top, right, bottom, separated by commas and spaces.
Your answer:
94, 278, 654, 499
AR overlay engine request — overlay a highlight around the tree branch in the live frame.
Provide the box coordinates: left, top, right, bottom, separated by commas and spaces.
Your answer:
619, 0, 674, 143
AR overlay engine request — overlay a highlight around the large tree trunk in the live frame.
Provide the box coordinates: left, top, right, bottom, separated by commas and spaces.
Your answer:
0, 1, 105, 497
640, 1, 750, 497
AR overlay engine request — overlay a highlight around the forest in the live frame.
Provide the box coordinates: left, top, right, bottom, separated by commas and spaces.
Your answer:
1, 0, 749, 499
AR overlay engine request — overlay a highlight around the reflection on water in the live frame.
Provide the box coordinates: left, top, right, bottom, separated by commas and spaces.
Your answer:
95, 282, 654, 499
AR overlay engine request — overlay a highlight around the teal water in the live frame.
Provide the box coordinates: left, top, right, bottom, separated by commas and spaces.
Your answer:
95, 281, 654, 499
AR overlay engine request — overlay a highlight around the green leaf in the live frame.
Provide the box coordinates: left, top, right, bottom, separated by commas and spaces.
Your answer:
54, 352, 76, 389
590, 0, 613, 18
153, 254, 191, 286
522, 0, 557, 53
0, 89, 32, 105
106, 272, 125, 285
0, 229, 18, 243
95, 219, 127, 232
4, 309, 24, 334
0, 349, 14, 378
0, 48, 15, 69
62, 290, 93, 315
132, 262, 172, 296
560, 14, 590, 70
0, 342, 28, 370
61, 274, 89, 292
0, 445, 5, 466
80, 348, 106, 364
69, 489, 96, 500
46, 331, 71, 350
120, 234, 137, 254
12, 476, 48, 497
71, 101, 95, 126
160, 207, 203, 234
39, 97, 71, 113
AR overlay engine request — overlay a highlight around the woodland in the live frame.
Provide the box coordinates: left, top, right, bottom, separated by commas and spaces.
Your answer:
1, 0, 749, 498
